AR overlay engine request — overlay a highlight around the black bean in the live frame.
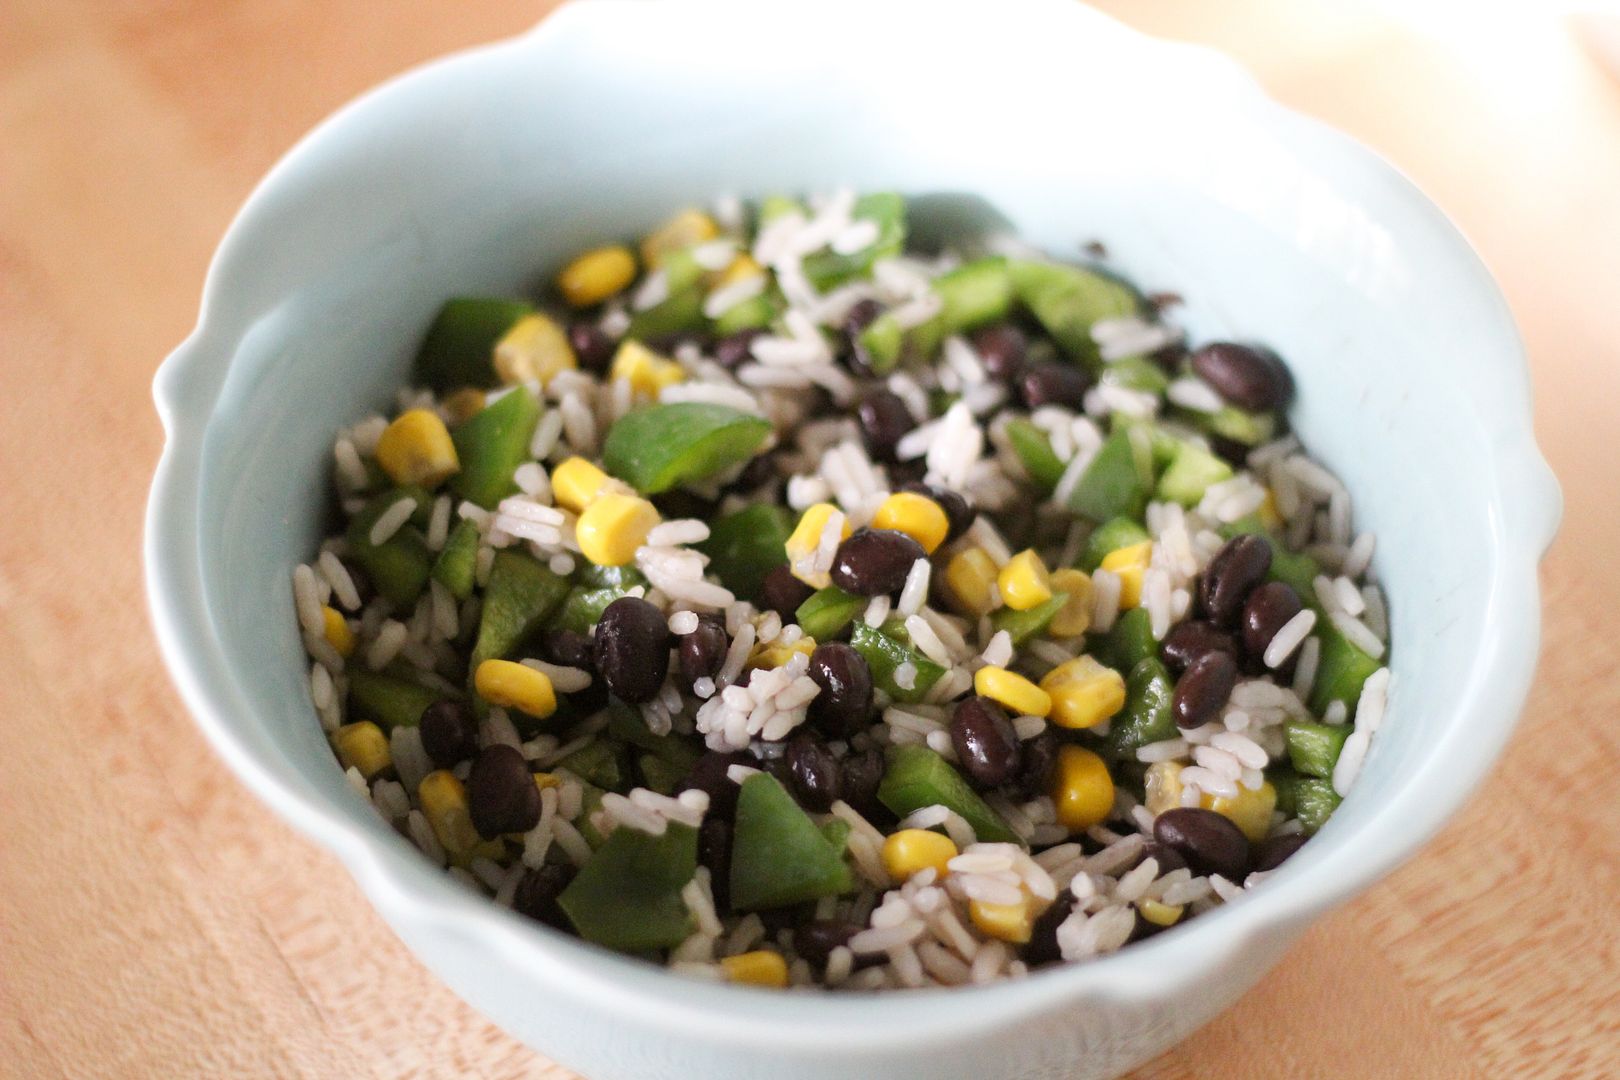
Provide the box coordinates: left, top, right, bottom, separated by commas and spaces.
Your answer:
466, 744, 541, 839
793, 919, 858, 968
760, 564, 814, 619
1251, 832, 1308, 873
592, 596, 671, 703
830, 528, 926, 596
1146, 291, 1184, 312
419, 699, 480, 768
1018, 360, 1091, 410
1172, 651, 1238, 730
1153, 807, 1250, 881
1012, 727, 1059, 800
840, 747, 888, 823
785, 734, 843, 812
1241, 581, 1305, 661
698, 815, 733, 912
1022, 894, 1077, 967
512, 863, 575, 930
1160, 619, 1239, 676
539, 627, 595, 672
857, 390, 916, 464
899, 481, 975, 544
676, 750, 751, 819
1140, 840, 1188, 877
714, 328, 764, 370
949, 696, 1022, 789
970, 324, 1028, 383
567, 322, 615, 374
843, 299, 885, 372
1198, 534, 1274, 627
678, 612, 729, 684
731, 452, 777, 492
806, 642, 874, 738
1189, 342, 1292, 411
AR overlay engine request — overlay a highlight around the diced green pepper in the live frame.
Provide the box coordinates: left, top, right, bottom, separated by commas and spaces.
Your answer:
470, 549, 570, 668
850, 621, 944, 704
602, 403, 772, 495
795, 586, 866, 641
712, 290, 780, 335
1308, 620, 1381, 717
1269, 768, 1301, 817
856, 312, 904, 375
1080, 517, 1152, 572
1101, 355, 1170, 395
819, 817, 852, 854
877, 745, 1021, 846
1007, 259, 1139, 367
573, 782, 609, 848
558, 739, 631, 792
575, 563, 647, 591
607, 703, 702, 772
347, 669, 442, 729
1156, 441, 1234, 507
696, 503, 793, 600
906, 257, 1014, 357
448, 385, 543, 508
757, 194, 803, 226
430, 518, 481, 600
800, 192, 906, 290
414, 297, 534, 392
1088, 607, 1156, 674
557, 823, 698, 950
637, 754, 688, 796
1102, 656, 1175, 757
1286, 721, 1352, 780
1068, 428, 1153, 523
1003, 417, 1065, 493
553, 585, 627, 637
1197, 404, 1276, 447
729, 774, 854, 910
1293, 778, 1343, 834
346, 492, 433, 609
625, 289, 707, 341
990, 592, 1070, 647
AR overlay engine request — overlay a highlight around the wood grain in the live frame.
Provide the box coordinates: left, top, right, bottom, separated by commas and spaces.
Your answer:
1, 2, 1615, 1077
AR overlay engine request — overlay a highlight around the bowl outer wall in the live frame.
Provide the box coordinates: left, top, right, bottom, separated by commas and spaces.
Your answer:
145, 2, 1561, 1078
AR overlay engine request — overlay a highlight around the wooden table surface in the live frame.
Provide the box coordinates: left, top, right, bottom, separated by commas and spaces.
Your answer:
4, 1, 1618, 1076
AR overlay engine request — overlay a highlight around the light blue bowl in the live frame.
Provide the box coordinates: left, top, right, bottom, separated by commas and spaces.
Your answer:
145, 3, 1560, 1077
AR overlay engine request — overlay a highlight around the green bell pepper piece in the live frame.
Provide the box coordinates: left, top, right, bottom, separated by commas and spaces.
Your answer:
696, 503, 793, 600
757, 194, 803, 226
856, 311, 905, 375
729, 774, 854, 910
990, 591, 1070, 647
795, 586, 867, 641
1293, 778, 1343, 834
850, 621, 944, 704
430, 518, 481, 600
625, 289, 707, 342
712, 290, 781, 334
607, 703, 702, 770
1102, 656, 1176, 757
800, 192, 906, 290
637, 754, 688, 796
1007, 259, 1139, 368
905, 257, 1014, 357
1155, 441, 1234, 507
346, 492, 433, 609
558, 739, 631, 793
1088, 606, 1155, 674
558, 823, 698, 950
1197, 404, 1276, 447
1080, 517, 1152, 572
1308, 619, 1382, 717
877, 745, 1021, 846
1100, 355, 1170, 395
448, 385, 543, 508
602, 403, 772, 495
347, 669, 442, 729
1003, 417, 1065, 493
414, 297, 534, 392
819, 817, 852, 854
1286, 721, 1352, 780
1268, 768, 1301, 816
1068, 427, 1153, 523
574, 563, 647, 591
470, 549, 570, 669
553, 585, 627, 637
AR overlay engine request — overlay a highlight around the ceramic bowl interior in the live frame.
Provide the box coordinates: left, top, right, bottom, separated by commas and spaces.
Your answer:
147, 3, 1559, 1078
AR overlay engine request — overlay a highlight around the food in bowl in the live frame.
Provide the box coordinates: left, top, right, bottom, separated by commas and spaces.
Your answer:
290, 191, 1391, 990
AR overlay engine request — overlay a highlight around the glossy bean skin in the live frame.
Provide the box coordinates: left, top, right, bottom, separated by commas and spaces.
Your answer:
806, 642, 874, 738
714, 328, 763, 370
858, 390, 916, 464
512, 863, 575, 929
466, 744, 542, 839
1153, 807, 1250, 881
1189, 342, 1293, 411
678, 612, 729, 684
1140, 840, 1189, 877
1021, 893, 1077, 967
1251, 832, 1308, 873
592, 597, 671, 703
1160, 619, 1239, 676
899, 481, 975, 544
785, 733, 843, 812
760, 564, 814, 618
843, 299, 884, 372
698, 815, 734, 912
949, 696, 1022, 789
1198, 534, 1273, 627
830, 528, 926, 596
419, 699, 480, 767
971, 324, 1029, 383
1241, 581, 1305, 660
1012, 727, 1059, 800
567, 322, 615, 374
539, 627, 595, 672
1018, 360, 1091, 410
676, 750, 752, 818
839, 746, 889, 823
1172, 651, 1239, 730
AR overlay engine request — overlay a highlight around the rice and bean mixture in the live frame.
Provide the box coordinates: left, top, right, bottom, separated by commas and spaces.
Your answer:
293, 191, 1392, 991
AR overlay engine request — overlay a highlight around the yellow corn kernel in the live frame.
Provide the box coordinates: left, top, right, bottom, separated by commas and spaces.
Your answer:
418, 770, 502, 863
1137, 898, 1184, 927
610, 340, 686, 397
1144, 761, 1186, 816
534, 772, 562, 793
576, 492, 661, 567
557, 245, 637, 308
720, 950, 789, 988
494, 313, 577, 386
1047, 568, 1094, 637
1052, 745, 1115, 834
943, 547, 999, 618
474, 659, 558, 719
640, 208, 719, 268
1099, 541, 1153, 609
881, 829, 958, 883
332, 721, 391, 779
997, 549, 1053, 612
784, 503, 850, 588
551, 456, 612, 514
974, 666, 1052, 719
375, 408, 460, 488
321, 605, 355, 657
748, 636, 817, 671
716, 253, 765, 287
442, 387, 486, 424
1040, 656, 1126, 730
1258, 489, 1284, 531
1203, 780, 1278, 844
871, 491, 950, 555
969, 897, 1040, 944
